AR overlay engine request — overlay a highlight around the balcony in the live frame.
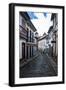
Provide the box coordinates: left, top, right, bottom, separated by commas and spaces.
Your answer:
20, 31, 27, 40
19, 25, 27, 40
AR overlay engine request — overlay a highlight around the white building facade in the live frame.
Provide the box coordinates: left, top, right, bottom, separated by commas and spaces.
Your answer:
38, 35, 49, 52
19, 12, 38, 61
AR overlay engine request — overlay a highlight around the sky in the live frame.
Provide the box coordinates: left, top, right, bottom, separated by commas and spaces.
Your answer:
28, 12, 53, 36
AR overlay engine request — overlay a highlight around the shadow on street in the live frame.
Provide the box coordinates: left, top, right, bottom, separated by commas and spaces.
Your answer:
20, 51, 57, 78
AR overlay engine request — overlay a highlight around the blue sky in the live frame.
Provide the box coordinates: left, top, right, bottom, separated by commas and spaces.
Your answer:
27, 12, 52, 36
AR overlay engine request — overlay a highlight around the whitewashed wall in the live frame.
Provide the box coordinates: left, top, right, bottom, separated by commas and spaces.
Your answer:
48, 31, 53, 47
19, 39, 26, 59
38, 39, 48, 51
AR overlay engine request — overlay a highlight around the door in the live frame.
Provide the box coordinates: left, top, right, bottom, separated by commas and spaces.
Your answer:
32, 46, 33, 56
22, 43, 25, 59
30, 46, 31, 57
27, 46, 28, 59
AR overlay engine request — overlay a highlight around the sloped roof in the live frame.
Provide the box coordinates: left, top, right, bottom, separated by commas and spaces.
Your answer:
20, 12, 37, 32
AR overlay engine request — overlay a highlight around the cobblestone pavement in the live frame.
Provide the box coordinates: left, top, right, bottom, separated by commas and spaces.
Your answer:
20, 52, 57, 78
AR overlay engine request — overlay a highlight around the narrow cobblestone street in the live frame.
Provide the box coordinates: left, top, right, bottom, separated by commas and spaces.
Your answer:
20, 52, 57, 78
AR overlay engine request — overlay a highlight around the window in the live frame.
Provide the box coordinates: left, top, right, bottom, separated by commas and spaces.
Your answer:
30, 30, 31, 42
27, 28, 30, 42
27, 28, 28, 42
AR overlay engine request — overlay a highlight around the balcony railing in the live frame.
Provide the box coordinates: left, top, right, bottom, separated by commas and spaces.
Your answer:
20, 32, 27, 40
19, 25, 27, 40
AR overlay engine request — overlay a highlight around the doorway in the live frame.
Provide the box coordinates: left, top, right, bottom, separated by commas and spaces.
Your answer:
22, 43, 25, 59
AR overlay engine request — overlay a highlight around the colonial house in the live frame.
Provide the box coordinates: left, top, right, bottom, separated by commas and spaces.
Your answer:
38, 33, 49, 52
51, 13, 58, 61
19, 12, 38, 62
47, 13, 58, 62
48, 26, 54, 56
34, 32, 39, 50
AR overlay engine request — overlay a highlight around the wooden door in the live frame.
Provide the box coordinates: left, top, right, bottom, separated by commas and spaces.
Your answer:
22, 43, 25, 59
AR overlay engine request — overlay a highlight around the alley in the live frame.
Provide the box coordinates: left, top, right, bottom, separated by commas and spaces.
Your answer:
20, 52, 57, 78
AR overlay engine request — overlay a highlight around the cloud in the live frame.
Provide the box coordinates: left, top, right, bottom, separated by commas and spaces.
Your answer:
27, 12, 38, 19
27, 12, 52, 36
